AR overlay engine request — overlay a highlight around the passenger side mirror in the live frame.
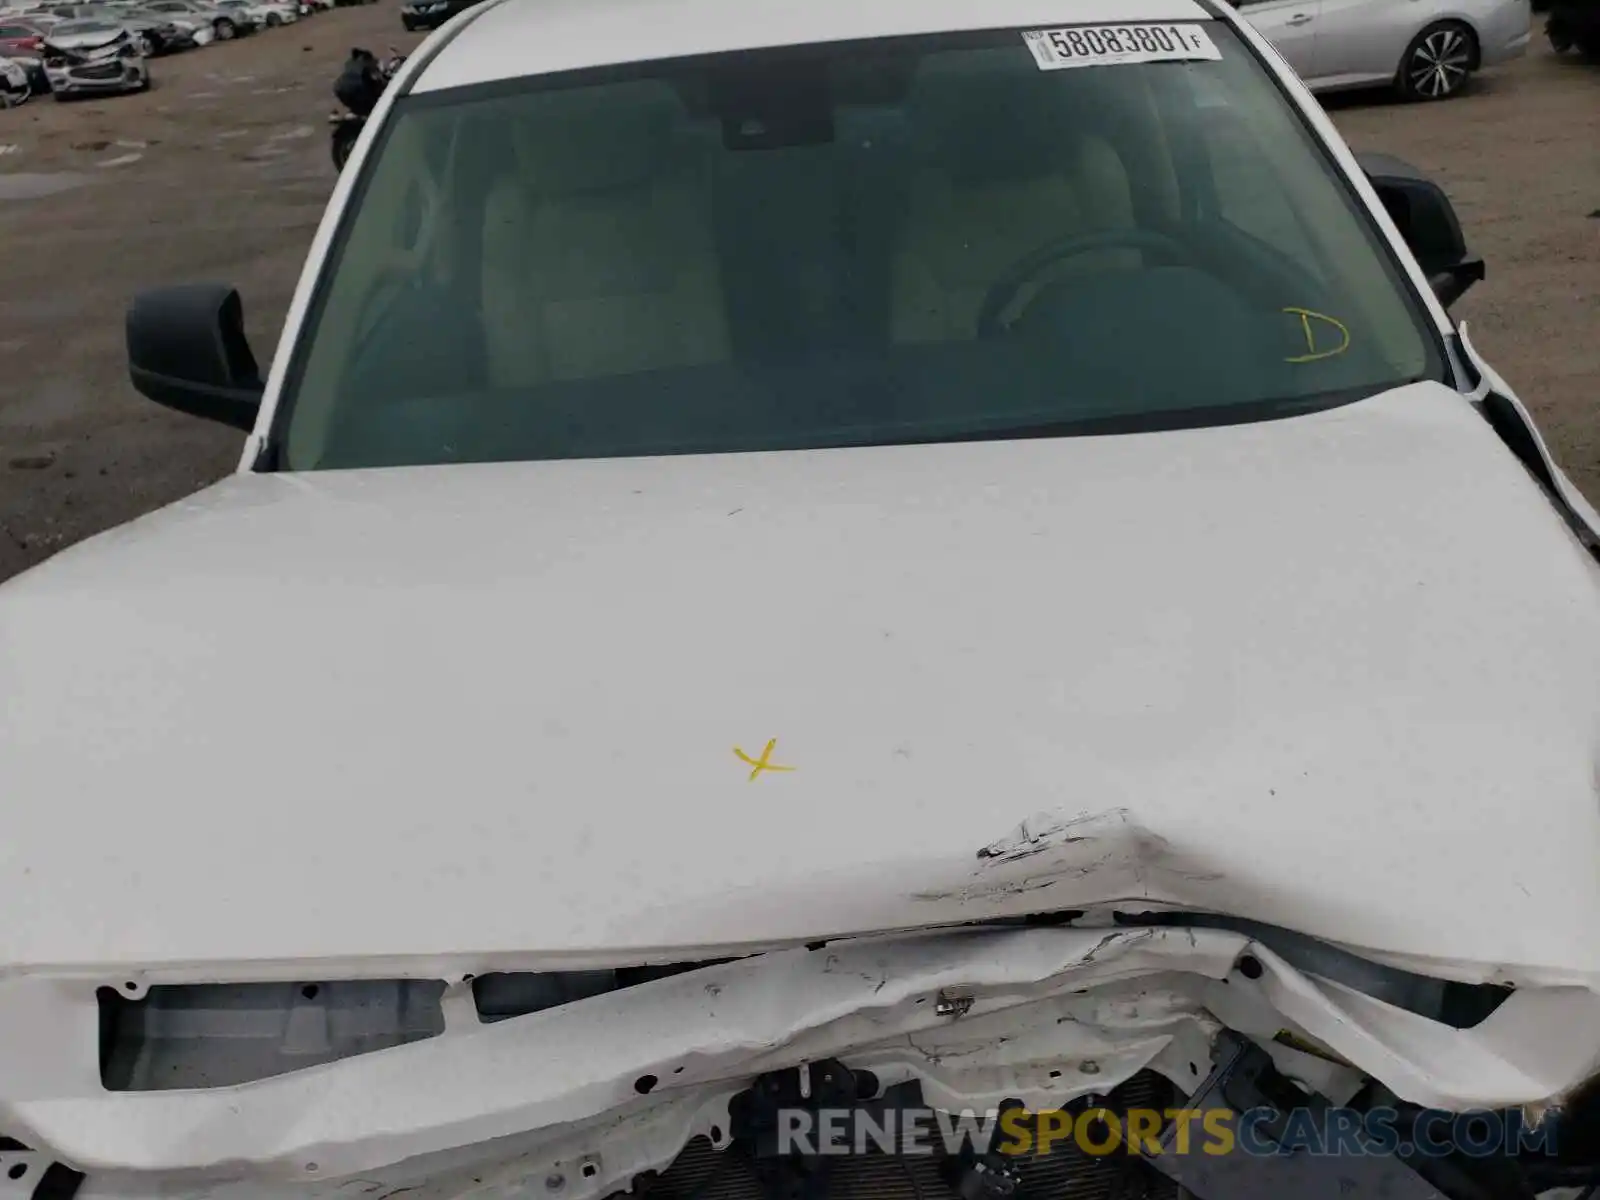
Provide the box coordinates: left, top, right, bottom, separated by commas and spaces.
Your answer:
1357, 153, 1484, 309
125, 283, 264, 432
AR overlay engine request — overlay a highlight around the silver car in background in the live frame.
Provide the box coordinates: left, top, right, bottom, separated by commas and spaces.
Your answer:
122, 6, 212, 45
140, 0, 246, 39
215, 0, 296, 26
39, 16, 148, 96
97, 7, 186, 52
0, 52, 30, 102
25, 1, 170, 51
1239, 0, 1531, 97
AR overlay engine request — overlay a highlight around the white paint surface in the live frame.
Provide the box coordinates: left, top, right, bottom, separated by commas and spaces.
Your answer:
2, 928, 1598, 1181
4, 381, 1600, 984
412, 0, 1212, 93
0, 0, 1583, 1180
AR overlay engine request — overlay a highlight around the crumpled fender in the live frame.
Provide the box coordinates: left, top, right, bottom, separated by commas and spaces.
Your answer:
4, 926, 1599, 1182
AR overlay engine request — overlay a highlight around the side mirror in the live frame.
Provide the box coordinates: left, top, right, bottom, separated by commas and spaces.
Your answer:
1356, 153, 1485, 309
125, 283, 264, 432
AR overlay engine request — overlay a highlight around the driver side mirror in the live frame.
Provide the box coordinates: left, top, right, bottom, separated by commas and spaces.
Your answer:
126, 283, 265, 432
1357, 153, 1484, 309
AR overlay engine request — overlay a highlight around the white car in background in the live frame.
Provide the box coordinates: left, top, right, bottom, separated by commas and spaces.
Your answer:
38, 16, 148, 94
1, 50, 46, 93
216, 0, 296, 26
140, 0, 247, 39
110, 4, 213, 48
0, 50, 29, 101
1239, 0, 1530, 97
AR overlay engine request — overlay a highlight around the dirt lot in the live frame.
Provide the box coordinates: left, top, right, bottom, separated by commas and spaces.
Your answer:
0, 20, 1596, 583
0, 3, 425, 580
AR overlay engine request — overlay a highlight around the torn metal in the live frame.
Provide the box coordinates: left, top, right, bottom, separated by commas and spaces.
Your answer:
2, 925, 1598, 1186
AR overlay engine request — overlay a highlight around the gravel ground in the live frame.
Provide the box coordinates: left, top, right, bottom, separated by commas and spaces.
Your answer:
0, 23, 1595, 583
0, 3, 424, 581
1328, 54, 1600, 504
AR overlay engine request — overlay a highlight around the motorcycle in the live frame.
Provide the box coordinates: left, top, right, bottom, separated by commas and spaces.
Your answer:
329, 46, 404, 170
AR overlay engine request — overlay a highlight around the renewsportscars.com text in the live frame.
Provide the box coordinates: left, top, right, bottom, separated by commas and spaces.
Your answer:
774, 1106, 1555, 1159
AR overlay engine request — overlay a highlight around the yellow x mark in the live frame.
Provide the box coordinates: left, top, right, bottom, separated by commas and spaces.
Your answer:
734, 738, 795, 782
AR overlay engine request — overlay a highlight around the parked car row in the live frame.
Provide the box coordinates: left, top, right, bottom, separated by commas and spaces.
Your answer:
0, 0, 337, 101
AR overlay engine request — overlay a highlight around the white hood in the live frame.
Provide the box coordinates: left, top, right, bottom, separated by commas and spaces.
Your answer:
41, 25, 130, 52
3, 380, 1599, 983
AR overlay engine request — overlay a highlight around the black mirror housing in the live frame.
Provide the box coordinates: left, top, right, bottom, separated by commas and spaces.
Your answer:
1356, 153, 1484, 309
126, 284, 265, 432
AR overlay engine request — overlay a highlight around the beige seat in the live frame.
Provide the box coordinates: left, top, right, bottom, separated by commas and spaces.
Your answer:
891, 64, 1179, 344
479, 82, 730, 388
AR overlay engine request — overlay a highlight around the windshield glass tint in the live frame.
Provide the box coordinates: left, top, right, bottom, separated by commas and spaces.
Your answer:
280, 25, 1443, 469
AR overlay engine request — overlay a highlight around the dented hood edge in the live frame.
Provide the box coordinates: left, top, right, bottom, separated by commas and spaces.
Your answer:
4, 927, 1600, 1181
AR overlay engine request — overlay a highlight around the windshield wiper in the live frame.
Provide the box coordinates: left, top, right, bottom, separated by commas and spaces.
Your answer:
895, 383, 1404, 447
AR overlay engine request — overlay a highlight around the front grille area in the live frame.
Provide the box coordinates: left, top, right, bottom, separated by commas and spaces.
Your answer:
72, 60, 125, 81
98, 981, 446, 1090
625, 1071, 1182, 1200
98, 967, 715, 1089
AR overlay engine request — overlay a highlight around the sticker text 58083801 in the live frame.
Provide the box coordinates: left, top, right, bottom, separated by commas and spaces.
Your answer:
1022, 24, 1222, 70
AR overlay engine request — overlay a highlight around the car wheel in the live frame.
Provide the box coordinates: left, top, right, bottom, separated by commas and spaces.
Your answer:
263, 11, 280, 24
214, 16, 235, 38
401, 15, 415, 28
330, 122, 359, 169
1397, 21, 1477, 100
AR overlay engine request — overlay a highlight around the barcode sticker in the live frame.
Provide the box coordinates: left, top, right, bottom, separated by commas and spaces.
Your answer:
1022, 24, 1222, 69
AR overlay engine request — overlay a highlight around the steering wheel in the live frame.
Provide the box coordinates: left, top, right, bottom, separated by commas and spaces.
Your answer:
976, 227, 1199, 338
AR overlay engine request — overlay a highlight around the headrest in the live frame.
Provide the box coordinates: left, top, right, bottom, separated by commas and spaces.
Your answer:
507, 80, 683, 195
907, 48, 1091, 184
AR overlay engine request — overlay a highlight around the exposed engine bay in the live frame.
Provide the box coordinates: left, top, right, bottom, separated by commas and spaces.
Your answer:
5, 921, 1600, 1200
610, 1053, 1600, 1200
625, 1066, 1186, 1200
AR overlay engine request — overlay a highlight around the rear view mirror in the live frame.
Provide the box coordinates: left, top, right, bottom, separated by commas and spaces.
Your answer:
1357, 153, 1484, 309
126, 283, 264, 432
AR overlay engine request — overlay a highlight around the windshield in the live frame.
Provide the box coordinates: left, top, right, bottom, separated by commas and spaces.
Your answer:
279, 24, 1445, 469
53, 19, 116, 31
